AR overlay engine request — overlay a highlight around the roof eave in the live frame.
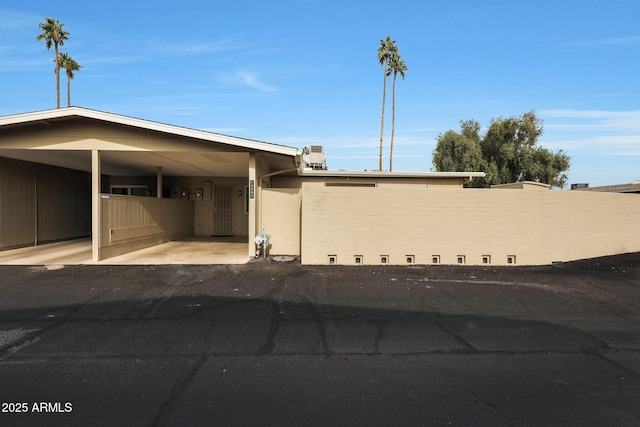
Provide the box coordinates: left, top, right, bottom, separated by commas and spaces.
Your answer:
0, 107, 299, 157
298, 169, 486, 179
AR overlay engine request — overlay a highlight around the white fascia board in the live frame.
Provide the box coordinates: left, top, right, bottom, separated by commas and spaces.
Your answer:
299, 170, 486, 179
0, 107, 299, 157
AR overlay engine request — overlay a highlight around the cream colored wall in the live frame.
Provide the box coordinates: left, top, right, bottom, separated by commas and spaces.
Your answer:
300, 187, 640, 265
261, 188, 301, 256
270, 176, 464, 189
0, 157, 91, 250
177, 177, 248, 236
541, 191, 640, 262
99, 194, 194, 260
0, 157, 35, 249
36, 164, 91, 243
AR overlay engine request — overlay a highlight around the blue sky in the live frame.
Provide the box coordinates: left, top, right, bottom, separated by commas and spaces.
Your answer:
1, 0, 639, 187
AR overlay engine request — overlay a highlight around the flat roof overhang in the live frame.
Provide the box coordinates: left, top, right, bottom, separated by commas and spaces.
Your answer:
298, 169, 486, 180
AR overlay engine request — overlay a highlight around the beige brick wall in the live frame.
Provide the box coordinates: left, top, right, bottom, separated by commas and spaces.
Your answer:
299, 187, 640, 265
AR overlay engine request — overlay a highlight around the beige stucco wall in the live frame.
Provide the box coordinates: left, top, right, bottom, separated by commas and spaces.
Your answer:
299, 187, 640, 265
261, 188, 301, 256
99, 194, 194, 260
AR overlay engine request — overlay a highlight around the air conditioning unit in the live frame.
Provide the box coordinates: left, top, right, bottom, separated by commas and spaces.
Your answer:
308, 145, 326, 170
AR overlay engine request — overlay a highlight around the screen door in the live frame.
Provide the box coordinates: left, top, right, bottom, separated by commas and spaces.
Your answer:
213, 185, 233, 235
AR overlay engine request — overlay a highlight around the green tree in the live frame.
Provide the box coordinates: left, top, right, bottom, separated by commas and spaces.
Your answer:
433, 112, 571, 188
433, 120, 484, 174
388, 53, 407, 172
58, 52, 81, 107
37, 17, 70, 109
377, 36, 397, 171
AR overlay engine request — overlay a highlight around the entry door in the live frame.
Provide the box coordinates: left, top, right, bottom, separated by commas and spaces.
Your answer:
214, 185, 233, 235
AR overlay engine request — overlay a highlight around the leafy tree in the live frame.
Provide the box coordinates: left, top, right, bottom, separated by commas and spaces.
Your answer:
377, 36, 397, 171
433, 112, 571, 188
433, 120, 484, 173
37, 17, 70, 109
59, 52, 81, 107
388, 53, 407, 171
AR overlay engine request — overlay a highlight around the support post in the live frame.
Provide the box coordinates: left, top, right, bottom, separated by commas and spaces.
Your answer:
91, 150, 101, 262
248, 153, 257, 258
157, 166, 162, 198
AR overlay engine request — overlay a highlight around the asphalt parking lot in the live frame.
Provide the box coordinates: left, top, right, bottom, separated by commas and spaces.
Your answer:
0, 253, 638, 426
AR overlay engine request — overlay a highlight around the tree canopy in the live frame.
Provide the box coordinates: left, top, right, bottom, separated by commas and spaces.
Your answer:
433, 111, 571, 188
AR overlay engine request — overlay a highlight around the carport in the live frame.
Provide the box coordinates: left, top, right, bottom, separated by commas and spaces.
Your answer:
0, 107, 299, 263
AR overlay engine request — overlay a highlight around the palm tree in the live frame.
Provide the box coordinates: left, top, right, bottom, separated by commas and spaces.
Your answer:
59, 52, 81, 107
37, 18, 70, 109
388, 54, 407, 171
377, 36, 397, 171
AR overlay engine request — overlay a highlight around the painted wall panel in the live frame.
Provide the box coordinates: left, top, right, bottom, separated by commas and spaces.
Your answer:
0, 157, 35, 249
99, 194, 194, 260
261, 188, 301, 256
36, 164, 91, 243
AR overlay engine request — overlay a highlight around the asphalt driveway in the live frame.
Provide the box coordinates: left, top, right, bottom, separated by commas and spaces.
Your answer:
0, 254, 638, 426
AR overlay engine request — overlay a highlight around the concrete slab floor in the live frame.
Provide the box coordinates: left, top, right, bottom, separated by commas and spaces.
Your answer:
0, 236, 250, 265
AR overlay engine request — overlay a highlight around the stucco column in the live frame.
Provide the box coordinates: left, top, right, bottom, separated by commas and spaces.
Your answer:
91, 150, 101, 262
248, 153, 257, 258
157, 166, 162, 198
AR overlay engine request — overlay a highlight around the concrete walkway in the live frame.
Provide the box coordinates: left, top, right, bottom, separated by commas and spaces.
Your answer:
0, 236, 250, 265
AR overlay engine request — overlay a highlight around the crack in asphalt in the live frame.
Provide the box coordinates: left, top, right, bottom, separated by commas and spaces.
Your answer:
151, 353, 208, 427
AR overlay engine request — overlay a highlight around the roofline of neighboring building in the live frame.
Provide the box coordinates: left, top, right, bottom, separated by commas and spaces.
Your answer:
573, 182, 640, 193
491, 181, 551, 189
0, 107, 300, 157
298, 169, 486, 179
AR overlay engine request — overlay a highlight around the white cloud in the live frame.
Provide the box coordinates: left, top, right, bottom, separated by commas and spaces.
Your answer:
567, 35, 640, 47
541, 109, 640, 131
159, 36, 245, 55
539, 109, 640, 156
217, 69, 276, 93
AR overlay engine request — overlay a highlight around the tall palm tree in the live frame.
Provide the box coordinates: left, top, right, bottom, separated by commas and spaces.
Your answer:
37, 18, 70, 109
388, 54, 407, 171
59, 52, 81, 107
377, 36, 397, 171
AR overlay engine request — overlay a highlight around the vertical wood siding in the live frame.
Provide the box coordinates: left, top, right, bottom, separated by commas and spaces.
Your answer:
0, 157, 35, 249
99, 195, 194, 259
36, 164, 91, 243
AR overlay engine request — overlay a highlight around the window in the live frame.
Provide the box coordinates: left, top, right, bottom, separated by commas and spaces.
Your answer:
110, 185, 148, 196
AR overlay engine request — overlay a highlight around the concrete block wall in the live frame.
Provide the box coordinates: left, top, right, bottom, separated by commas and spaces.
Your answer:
299, 186, 640, 266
